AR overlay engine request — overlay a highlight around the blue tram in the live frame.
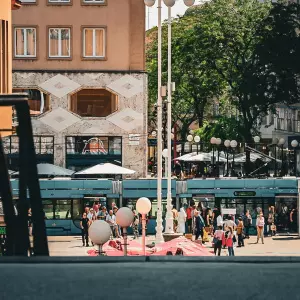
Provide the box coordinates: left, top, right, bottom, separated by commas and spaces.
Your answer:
8, 178, 299, 235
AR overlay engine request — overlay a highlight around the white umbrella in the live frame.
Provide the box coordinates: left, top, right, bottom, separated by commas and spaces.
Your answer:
175, 152, 198, 161
185, 152, 227, 162
231, 153, 281, 163
75, 163, 135, 175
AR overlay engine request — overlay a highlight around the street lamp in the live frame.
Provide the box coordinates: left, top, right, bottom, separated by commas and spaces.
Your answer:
278, 138, 285, 177
89, 220, 112, 256
194, 135, 200, 154
210, 137, 217, 176
224, 140, 230, 176
115, 207, 134, 256
136, 197, 152, 255
291, 140, 298, 176
230, 140, 238, 176
162, 148, 168, 177
215, 138, 222, 177
144, 0, 164, 242
254, 136, 260, 150
272, 138, 279, 177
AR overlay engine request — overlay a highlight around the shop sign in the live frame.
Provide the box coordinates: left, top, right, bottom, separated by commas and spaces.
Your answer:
129, 134, 140, 146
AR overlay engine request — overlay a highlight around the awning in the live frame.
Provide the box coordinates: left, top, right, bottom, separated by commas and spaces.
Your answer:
75, 163, 135, 175
185, 152, 227, 162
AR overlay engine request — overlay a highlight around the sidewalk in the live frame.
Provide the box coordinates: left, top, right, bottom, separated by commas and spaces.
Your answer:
47, 235, 300, 257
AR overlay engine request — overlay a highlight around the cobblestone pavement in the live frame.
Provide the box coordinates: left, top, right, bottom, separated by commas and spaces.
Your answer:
47, 234, 300, 257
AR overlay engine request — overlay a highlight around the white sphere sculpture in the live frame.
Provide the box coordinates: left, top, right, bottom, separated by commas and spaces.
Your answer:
136, 197, 152, 215
224, 140, 231, 148
215, 138, 222, 145
116, 207, 134, 228
194, 136, 200, 143
144, 0, 156, 7
254, 136, 260, 143
184, 0, 195, 6
163, 0, 176, 7
291, 140, 299, 148
210, 137, 216, 144
187, 135, 193, 142
89, 220, 111, 245
278, 138, 285, 145
230, 140, 238, 148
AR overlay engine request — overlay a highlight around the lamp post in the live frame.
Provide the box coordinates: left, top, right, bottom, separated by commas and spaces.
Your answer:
162, 148, 168, 178
144, 0, 164, 243
136, 197, 152, 255
272, 138, 279, 177
89, 220, 112, 256
194, 135, 200, 154
224, 140, 230, 176
291, 140, 298, 176
215, 138, 222, 177
278, 138, 285, 176
116, 207, 134, 256
254, 136, 260, 150
230, 140, 238, 176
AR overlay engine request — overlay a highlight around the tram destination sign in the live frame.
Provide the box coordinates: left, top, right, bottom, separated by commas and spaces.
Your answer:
234, 191, 256, 197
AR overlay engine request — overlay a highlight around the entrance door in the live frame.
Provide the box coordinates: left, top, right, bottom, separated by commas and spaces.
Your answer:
275, 196, 297, 233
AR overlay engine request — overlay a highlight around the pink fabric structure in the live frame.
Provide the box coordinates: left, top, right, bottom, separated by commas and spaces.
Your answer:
152, 236, 213, 256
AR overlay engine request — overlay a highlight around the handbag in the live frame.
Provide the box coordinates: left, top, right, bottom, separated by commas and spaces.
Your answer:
232, 235, 237, 243
212, 237, 219, 244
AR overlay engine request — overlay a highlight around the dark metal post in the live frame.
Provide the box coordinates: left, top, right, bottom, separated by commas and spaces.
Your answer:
232, 148, 235, 176
217, 148, 220, 177
274, 145, 277, 177
226, 149, 229, 176
294, 149, 297, 176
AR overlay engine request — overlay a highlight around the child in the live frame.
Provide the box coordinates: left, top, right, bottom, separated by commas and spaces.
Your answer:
271, 223, 277, 236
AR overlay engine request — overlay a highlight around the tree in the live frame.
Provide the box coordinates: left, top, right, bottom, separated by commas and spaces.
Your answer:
146, 11, 225, 140
190, 0, 300, 174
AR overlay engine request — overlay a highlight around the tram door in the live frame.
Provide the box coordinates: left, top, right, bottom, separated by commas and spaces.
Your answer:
275, 195, 298, 233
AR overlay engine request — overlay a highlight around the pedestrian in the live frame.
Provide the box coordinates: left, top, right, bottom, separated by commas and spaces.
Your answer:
226, 226, 235, 256
131, 210, 139, 239
174, 161, 183, 179
236, 217, 244, 247
244, 210, 252, 238
206, 208, 213, 235
194, 210, 204, 241
172, 206, 179, 232
28, 208, 33, 237
271, 223, 277, 236
177, 207, 186, 234
186, 201, 195, 234
267, 206, 275, 236
213, 226, 224, 256
106, 210, 117, 239
113, 206, 121, 237
256, 213, 265, 244
98, 206, 107, 220
80, 212, 90, 247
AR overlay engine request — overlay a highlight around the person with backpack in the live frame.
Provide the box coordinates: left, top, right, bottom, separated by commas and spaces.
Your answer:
131, 210, 139, 239
244, 210, 252, 239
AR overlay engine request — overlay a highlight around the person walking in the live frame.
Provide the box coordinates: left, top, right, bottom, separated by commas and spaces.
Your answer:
80, 212, 90, 247
131, 210, 139, 239
177, 207, 186, 234
186, 201, 195, 234
267, 206, 275, 236
244, 210, 252, 238
213, 226, 224, 256
226, 226, 235, 256
256, 213, 265, 244
106, 210, 117, 239
236, 217, 244, 247
194, 210, 205, 241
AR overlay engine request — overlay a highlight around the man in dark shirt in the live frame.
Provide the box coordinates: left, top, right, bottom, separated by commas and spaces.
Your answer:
80, 213, 90, 247
174, 161, 182, 178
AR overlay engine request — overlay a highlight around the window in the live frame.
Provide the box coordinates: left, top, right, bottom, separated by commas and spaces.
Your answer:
42, 200, 72, 219
12, 88, 50, 116
83, 28, 105, 58
14, 28, 36, 58
21, 0, 37, 3
48, 0, 71, 3
66, 136, 122, 155
70, 89, 117, 117
48, 27, 71, 58
82, 0, 106, 5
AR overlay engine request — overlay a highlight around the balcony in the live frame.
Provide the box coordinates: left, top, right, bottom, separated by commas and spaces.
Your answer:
275, 118, 300, 133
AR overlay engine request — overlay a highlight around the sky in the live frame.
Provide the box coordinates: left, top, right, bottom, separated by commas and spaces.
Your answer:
146, 0, 210, 30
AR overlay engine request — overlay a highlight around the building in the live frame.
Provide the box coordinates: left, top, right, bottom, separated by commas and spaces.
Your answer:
8, 0, 147, 177
0, 0, 21, 136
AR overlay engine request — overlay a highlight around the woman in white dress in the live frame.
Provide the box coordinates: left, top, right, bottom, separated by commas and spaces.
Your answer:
177, 207, 187, 234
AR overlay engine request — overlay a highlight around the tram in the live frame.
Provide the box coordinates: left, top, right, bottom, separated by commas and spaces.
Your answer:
6, 178, 299, 236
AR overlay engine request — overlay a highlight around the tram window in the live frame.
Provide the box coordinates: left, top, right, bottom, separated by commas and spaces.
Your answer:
73, 200, 82, 218
150, 199, 167, 218
54, 200, 71, 219
43, 200, 54, 219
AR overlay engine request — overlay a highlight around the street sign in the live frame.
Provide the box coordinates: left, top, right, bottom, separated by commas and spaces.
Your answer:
129, 134, 140, 146
0, 227, 6, 235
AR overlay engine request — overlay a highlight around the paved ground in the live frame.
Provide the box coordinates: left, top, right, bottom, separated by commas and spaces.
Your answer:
47, 234, 300, 256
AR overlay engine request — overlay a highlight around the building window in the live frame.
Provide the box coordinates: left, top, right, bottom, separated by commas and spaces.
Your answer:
66, 136, 121, 155
21, 0, 37, 3
48, 27, 71, 58
14, 28, 36, 58
2, 135, 54, 155
83, 28, 105, 58
82, 0, 106, 5
70, 89, 117, 117
12, 88, 50, 116
48, 0, 71, 4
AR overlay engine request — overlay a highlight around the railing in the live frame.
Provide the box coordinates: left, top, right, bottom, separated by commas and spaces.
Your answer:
275, 118, 300, 133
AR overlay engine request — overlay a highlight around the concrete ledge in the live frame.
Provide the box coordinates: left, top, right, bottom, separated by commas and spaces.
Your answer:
163, 233, 183, 242
1, 256, 300, 264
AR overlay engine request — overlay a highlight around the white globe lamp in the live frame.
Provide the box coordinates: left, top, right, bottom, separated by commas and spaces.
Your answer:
210, 137, 216, 144
162, 148, 168, 158
254, 136, 260, 143
187, 135, 193, 142
230, 140, 238, 148
291, 140, 298, 148
137, 197, 152, 256
194, 136, 200, 143
144, 0, 156, 7
224, 140, 230, 148
116, 207, 134, 256
278, 138, 285, 145
215, 138, 222, 145
184, 0, 195, 6
89, 220, 112, 256
163, 0, 176, 7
